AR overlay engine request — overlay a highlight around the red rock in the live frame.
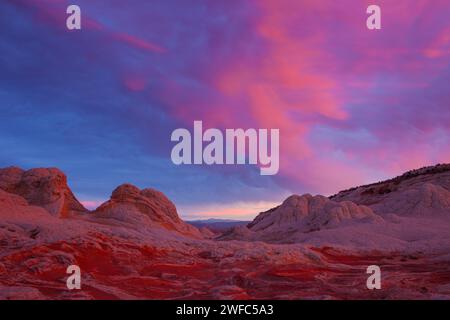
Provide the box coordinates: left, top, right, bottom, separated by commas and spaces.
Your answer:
249, 194, 377, 231
94, 183, 203, 238
0, 166, 87, 217
330, 163, 450, 217
1, 164, 450, 300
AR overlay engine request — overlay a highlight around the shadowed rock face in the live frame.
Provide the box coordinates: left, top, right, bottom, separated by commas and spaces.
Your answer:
94, 183, 203, 238
0, 167, 86, 217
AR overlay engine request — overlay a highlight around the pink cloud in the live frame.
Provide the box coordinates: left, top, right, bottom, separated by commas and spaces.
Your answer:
156, 0, 450, 195
112, 32, 166, 54
15, 0, 166, 54
11, 0, 449, 201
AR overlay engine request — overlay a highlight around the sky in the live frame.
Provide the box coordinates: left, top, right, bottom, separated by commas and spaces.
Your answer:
0, 0, 449, 220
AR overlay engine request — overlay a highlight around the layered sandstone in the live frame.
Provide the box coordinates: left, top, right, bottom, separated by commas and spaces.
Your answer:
330, 164, 450, 217
0, 167, 87, 217
220, 194, 382, 242
93, 183, 203, 238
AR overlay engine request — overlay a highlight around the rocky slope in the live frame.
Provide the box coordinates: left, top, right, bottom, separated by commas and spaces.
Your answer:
0, 166, 204, 239
1, 164, 450, 299
92, 183, 204, 238
220, 165, 450, 248
0, 167, 87, 218
187, 219, 250, 234
247, 194, 381, 232
330, 163, 450, 217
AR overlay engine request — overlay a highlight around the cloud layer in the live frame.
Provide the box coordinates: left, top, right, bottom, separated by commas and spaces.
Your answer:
1, 0, 449, 219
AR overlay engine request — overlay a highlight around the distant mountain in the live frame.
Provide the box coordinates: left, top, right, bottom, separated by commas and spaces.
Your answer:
187, 219, 250, 233
189, 218, 244, 223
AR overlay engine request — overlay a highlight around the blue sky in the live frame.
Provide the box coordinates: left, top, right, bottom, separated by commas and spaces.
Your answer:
1, 0, 449, 219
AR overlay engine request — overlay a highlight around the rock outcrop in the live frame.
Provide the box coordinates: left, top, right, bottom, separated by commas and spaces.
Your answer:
93, 183, 203, 238
220, 194, 381, 242
0, 167, 87, 217
330, 164, 450, 217
248, 194, 381, 233
0, 166, 204, 238
1, 164, 450, 299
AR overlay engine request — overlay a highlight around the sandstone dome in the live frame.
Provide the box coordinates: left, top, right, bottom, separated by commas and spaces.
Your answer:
248, 194, 381, 233
93, 183, 203, 238
0, 167, 86, 217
